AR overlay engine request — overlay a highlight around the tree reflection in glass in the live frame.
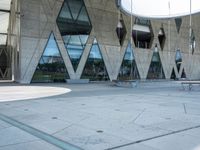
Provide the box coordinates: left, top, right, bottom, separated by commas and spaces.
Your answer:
81, 38, 109, 81
118, 42, 140, 80
32, 33, 69, 83
147, 51, 165, 79
57, 0, 92, 71
175, 49, 182, 73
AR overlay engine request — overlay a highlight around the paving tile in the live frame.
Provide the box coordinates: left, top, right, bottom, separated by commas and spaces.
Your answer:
54, 124, 131, 150
0, 127, 38, 147
0, 140, 61, 150
112, 143, 159, 150
143, 133, 200, 150
0, 120, 12, 130
0, 82, 200, 150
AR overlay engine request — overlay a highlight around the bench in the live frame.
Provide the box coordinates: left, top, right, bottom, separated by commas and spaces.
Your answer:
112, 80, 139, 88
181, 81, 200, 90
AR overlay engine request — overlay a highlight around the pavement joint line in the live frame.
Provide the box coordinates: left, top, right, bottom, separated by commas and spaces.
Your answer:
0, 139, 40, 148
52, 124, 74, 136
183, 103, 187, 114
64, 92, 196, 100
105, 124, 200, 150
0, 113, 83, 150
130, 108, 146, 123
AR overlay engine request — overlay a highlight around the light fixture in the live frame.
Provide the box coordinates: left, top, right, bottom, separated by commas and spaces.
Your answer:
154, 44, 158, 52
117, 20, 123, 28
158, 29, 164, 35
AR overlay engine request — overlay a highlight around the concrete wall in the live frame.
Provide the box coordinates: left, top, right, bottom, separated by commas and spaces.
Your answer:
7, 0, 20, 81
18, 0, 200, 83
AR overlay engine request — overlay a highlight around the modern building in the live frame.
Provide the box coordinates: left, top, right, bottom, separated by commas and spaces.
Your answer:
1, 0, 200, 83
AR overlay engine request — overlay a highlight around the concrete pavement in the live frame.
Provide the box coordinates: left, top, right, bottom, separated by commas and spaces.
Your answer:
0, 81, 200, 150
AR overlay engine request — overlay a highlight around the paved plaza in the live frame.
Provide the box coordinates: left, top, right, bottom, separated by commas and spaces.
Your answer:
0, 81, 200, 150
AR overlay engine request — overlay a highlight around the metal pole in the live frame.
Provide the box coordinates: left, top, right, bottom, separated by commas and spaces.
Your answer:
168, 1, 171, 57
189, 0, 192, 80
189, 0, 192, 42
131, 0, 133, 46
0, 9, 10, 13
130, 0, 133, 80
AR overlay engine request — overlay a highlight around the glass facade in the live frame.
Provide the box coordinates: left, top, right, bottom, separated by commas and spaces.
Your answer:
190, 29, 195, 55
175, 18, 182, 33
170, 68, 176, 80
118, 42, 140, 80
181, 68, 186, 78
0, 49, 8, 79
81, 38, 109, 81
158, 27, 166, 50
116, 14, 127, 46
175, 49, 187, 79
32, 33, 69, 83
135, 18, 151, 26
147, 51, 165, 79
56, 0, 92, 71
132, 18, 154, 49
175, 49, 182, 73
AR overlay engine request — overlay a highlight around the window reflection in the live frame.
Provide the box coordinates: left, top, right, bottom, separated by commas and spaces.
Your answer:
132, 18, 154, 49
81, 39, 109, 81
57, 0, 92, 71
175, 18, 182, 33
170, 68, 176, 80
116, 14, 127, 46
174, 49, 187, 79
190, 29, 195, 55
181, 68, 186, 78
32, 33, 69, 83
118, 42, 140, 80
147, 51, 165, 79
175, 49, 182, 73
158, 27, 166, 50
0, 49, 8, 79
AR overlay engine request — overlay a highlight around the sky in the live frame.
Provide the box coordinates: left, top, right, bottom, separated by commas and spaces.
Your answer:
121, 0, 200, 18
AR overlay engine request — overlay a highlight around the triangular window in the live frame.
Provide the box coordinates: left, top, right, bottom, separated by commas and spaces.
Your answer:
118, 42, 140, 80
59, 2, 72, 21
68, 0, 83, 20
116, 14, 127, 46
132, 18, 154, 49
181, 69, 186, 78
175, 18, 182, 33
147, 51, 165, 79
32, 33, 69, 83
158, 28, 166, 50
81, 38, 109, 81
175, 49, 182, 73
77, 6, 90, 25
57, 0, 92, 71
170, 68, 176, 80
